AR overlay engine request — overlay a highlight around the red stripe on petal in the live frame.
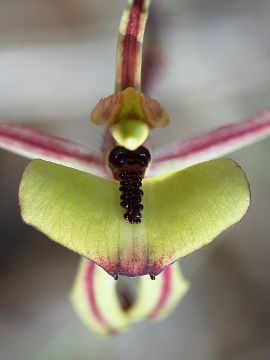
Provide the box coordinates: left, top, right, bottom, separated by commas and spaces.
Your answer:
84, 262, 115, 334
120, 1, 144, 90
148, 266, 172, 319
152, 108, 270, 168
0, 121, 107, 176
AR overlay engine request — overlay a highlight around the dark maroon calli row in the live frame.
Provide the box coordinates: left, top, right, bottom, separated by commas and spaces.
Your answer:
109, 146, 151, 224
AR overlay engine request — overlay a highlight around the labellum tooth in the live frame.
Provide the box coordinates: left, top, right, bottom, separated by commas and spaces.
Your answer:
119, 186, 131, 192
131, 181, 142, 188
132, 197, 141, 204
135, 204, 143, 211
140, 160, 147, 167
135, 146, 151, 161
120, 201, 129, 209
119, 170, 128, 179
90, 87, 169, 150
120, 180, 130, 186
130, 176, 141, 182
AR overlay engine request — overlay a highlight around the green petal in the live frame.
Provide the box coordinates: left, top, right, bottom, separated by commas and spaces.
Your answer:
19, 158, 250, 277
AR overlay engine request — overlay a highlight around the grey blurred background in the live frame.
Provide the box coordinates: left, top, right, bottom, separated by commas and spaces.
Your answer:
0, 0, 270, 359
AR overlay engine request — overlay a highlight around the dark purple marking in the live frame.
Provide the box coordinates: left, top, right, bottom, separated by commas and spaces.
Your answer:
108, 145, 151, 223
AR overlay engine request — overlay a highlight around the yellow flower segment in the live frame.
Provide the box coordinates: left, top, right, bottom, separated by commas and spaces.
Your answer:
13, 0, 255, 335
70, 259, 189, 335
19, 158, 250, 278
70, 258, 130, 335
91, 87, 169, 150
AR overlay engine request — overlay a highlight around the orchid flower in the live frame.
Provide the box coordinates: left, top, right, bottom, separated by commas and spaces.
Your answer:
1, 0, 270, 336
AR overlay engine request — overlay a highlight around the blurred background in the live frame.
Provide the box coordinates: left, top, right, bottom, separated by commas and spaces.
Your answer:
0, 0, 270, 359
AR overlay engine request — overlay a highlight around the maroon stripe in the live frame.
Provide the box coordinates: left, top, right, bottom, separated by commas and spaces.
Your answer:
155, 110, 270, 163
120, 0, 144, 90
148, 266, 172, 319
84, 262, 115, 334
0, 122, 105, 168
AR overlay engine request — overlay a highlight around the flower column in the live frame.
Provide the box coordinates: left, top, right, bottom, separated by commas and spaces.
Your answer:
72, 0, 190, 334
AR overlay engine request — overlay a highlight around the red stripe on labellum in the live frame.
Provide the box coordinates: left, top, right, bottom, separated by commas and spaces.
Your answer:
84, 262, 115, 334
121, 0, 145, 90
0, 122, 105, 170
148, 266, 172, 319
154, 109, 270, 163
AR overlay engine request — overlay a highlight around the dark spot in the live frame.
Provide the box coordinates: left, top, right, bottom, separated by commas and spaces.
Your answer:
119, 171, 128, 179
124, 213, 130, 220
119, 186, 131, 192
120, 200, 129, 209
108, 146, 152, 224
135, 204, 143, 211
120, 180, 130, 186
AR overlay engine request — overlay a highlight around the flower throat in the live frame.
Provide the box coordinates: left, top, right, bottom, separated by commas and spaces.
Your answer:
108, 146, 151, 224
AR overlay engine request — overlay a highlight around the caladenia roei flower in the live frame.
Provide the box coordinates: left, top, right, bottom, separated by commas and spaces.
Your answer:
1, 0, 270, 336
